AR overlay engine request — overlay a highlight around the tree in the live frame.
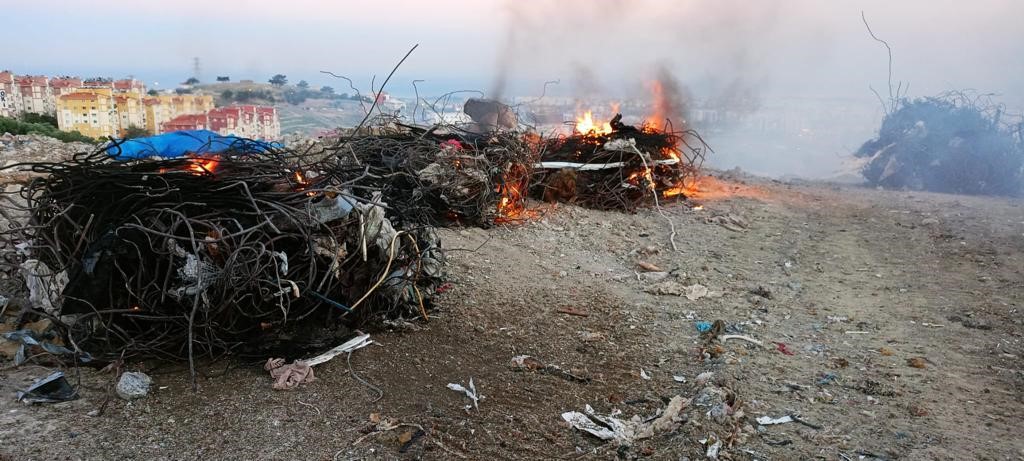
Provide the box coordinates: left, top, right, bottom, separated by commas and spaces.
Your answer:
320, 86, 335, 95
222, 89, 234, 100
297, 80, 309, 89
147, 89, 158, 96
269, 74, 288, 86
184, 77, 200, 85
122, 125, 150, 139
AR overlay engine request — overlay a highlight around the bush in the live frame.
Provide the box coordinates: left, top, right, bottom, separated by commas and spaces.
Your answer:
0, 116, 98, 144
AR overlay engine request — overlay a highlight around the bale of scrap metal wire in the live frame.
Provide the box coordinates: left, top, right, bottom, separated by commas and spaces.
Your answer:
324, 120, 540, 226
534, 115, 708, 210
0, 139, 443, 362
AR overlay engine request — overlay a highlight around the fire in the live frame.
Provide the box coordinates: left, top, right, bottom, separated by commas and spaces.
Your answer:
185, 156, 219, 175
294, 170, 306, 184
575, 111, 612, 135
495, 164, 532, 223
627, 167, 655, 191
662, 181, 699, 199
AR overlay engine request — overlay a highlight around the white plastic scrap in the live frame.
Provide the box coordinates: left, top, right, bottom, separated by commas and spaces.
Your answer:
673, 375, 687, 383
755, 415, 793, 425
640, 369, 651, 380
702, 434, 722, 459
20, 259, 68, 315
302, 333, 372, 367
447, 378, 480, 410
560, 395, 687, 446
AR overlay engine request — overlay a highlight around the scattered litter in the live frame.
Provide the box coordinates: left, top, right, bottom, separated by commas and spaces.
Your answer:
303, 333, 372, 367
556, 306, 589, 317
720, 334, 765, 347
17, 371, 77, 404
637, 261, 663, 272
447, 378, 480, 410
673, 375, 686, 383
640, 369, 651, 380
695, 321, 713, 333
827, 316, 849, 323
264, 359, 315, 390
774, 342, 796, 356
561, 395, 687, 445
685, 284, 709, 300
116, 371, 152, 400
879, 347, 895, 356
756, 415, 793, 425
750, 285, 772, 299
707, 213, 748, 232
818, 373, 839, 385
3, 328, 91, 365
907, 357, 927, 369
510, 355, 590, 383
703, 433, 723, 459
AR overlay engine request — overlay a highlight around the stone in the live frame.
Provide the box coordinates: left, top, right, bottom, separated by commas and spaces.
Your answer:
116, 371, 152, 400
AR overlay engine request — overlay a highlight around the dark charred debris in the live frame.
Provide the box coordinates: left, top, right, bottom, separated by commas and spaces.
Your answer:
0, 104, 708, 372
856, 92, 1024, 196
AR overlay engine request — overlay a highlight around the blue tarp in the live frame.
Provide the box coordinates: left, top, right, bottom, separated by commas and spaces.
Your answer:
103, 130, 281, 160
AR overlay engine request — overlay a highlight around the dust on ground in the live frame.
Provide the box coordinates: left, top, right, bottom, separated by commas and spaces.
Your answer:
2, 173, 1023, 460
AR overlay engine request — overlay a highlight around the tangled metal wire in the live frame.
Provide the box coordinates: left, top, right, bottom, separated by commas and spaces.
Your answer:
0, 139, 443, 363
534, 116, 709, 211
322, 118, 541, 226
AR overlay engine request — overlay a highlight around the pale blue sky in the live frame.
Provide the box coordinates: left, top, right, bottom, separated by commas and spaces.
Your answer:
2, 0, 1022, 104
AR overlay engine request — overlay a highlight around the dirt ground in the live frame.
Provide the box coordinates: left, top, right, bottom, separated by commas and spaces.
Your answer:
2, 172, 1023, 460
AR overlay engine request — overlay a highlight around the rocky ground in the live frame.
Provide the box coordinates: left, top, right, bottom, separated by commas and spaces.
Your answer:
1, 172, 1022, 460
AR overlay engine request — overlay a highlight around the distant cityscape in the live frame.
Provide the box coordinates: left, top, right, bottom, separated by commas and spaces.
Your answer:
0, 71, 281, 140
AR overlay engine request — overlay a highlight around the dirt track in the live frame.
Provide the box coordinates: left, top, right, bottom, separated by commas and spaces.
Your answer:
2, 173, 1023, 460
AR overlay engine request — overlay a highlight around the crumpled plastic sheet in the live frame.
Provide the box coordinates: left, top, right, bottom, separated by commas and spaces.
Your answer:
19, 259, 67, 315
17, 371, 78, 404
561, 395, 687, 445
3, 329, 91, 365
264, 358, 315, 390
447, 378, 480, 410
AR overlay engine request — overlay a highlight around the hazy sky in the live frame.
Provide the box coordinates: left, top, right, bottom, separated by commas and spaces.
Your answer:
3, 0, 1022, 105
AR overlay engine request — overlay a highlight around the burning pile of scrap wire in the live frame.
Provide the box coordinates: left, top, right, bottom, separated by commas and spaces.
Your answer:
533, 114, 708, 211
0, 141, 442, 362
325, 120, 540, 226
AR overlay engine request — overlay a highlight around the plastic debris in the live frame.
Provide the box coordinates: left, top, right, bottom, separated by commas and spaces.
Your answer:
685, 284, 709, 300
510, 355, 590, 383
561, 395, 687, 445
264, 359, 315, 390
17, 371, 77, 404
673, 375, 686, 383
3, 329, 91, 365
756, 415, 794, 425
773, 341, 796, 356
719, 334, 764, 347
116, 371, 152, 400
703, 433, 722, 459
637, 261, 663, 272
695, 321, 713, 333
447, 378, 480, 410
640, 369, 651, 380
303, 333, 372, 367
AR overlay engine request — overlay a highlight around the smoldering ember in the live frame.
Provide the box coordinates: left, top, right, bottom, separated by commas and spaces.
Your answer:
2, 3, 1024, 460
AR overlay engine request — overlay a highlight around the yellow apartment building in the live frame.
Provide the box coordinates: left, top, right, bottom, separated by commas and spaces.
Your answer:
142, 94, 214, 134
56, 88, 120, 138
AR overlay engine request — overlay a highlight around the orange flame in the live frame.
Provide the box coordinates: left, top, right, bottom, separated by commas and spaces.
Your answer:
575, 111, 612, 135
185, 156, 219, 175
